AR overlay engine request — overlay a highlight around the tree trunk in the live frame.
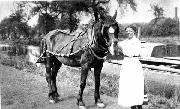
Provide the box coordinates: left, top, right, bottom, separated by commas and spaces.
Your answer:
92, 0, 99, 22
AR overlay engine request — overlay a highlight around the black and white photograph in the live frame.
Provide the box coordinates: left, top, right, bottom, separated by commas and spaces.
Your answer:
0, 0, 180, 109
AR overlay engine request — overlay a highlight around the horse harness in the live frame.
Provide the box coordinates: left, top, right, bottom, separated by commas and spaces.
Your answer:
44, 23, 111, 60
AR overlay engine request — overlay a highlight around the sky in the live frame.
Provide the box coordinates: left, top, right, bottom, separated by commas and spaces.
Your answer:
109, 0, 180, 24
0, 1, 16, 22
0, 0, 179, 26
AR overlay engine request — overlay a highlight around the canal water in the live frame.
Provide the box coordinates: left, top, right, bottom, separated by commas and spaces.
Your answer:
1, 43, 180, 65
0, 43, 40, 64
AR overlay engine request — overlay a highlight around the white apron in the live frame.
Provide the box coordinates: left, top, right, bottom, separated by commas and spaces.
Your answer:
117, 37, 144, 107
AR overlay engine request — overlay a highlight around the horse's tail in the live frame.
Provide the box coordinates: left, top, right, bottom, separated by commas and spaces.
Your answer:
36, 38, 47, 63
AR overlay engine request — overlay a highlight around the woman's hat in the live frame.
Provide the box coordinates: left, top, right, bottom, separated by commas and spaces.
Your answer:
125, 25, 137, 33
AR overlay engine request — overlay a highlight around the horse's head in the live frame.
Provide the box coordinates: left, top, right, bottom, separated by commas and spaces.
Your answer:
92, 11, 119, 56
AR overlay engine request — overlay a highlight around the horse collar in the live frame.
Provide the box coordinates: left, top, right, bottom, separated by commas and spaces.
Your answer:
89, 46, 107, 60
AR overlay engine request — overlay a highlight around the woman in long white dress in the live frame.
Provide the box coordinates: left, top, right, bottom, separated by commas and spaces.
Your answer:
110, 25, 144, 109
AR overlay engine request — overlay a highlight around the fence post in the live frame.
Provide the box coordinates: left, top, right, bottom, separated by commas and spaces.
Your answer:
137, 27, 141, 40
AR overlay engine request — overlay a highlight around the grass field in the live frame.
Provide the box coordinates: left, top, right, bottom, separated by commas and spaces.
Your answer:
140, 36, 180, 45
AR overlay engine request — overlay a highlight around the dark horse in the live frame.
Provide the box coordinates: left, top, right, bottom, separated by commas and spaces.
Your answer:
37, 12, 119, 109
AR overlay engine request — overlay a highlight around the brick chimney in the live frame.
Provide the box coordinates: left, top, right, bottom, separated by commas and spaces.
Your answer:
174, 7, 179, 21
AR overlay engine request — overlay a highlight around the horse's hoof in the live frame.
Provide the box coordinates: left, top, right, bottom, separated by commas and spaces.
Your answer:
49, 97, 60, 104
49, 99, 56, 104
78, 105, 87, 109
96, 102, 106, 108
54, 92, 60, 98
77, 100, 87, 109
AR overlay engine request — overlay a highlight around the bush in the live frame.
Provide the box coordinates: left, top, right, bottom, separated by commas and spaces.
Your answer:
142, 18, 179, 37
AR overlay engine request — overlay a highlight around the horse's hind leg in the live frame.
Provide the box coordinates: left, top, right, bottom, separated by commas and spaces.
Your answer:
52, 56, 62, 99
45, 54, 61, 103
94, 61, 106, 108
45, 53, 54, 102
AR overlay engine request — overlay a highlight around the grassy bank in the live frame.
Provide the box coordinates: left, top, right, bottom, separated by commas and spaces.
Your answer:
0, 53, 180, 109
140, 36, 180, 45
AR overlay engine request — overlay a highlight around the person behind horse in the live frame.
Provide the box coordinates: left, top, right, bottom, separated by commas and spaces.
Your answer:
111, 25, 144, 109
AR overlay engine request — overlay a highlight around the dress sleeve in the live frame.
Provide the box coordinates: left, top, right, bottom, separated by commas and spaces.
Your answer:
117, 40, 132, 57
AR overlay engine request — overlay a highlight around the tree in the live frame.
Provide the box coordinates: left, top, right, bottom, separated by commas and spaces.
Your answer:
0, 18, 11, 40
150, 4, 164, 21
10, 10, 30, 37
141, 18, 179, 37
0, 8, 30, 40
18, 0, 137, 34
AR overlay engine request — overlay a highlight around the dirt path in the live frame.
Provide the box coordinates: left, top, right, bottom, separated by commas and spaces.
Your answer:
0, 64, 124, 109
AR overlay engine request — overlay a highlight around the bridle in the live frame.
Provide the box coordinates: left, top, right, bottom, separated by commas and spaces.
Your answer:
88, 22, 118, 60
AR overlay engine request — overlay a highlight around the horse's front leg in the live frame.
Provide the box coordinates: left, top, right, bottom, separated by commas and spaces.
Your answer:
77, 63, 89, 109
94, 61, 106, 108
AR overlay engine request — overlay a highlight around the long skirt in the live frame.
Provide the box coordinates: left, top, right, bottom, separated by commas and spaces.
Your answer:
118, 57, 144, 107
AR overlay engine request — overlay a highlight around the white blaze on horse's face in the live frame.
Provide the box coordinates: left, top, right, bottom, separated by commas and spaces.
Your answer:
109, 27, 115, 34
109, 39, 115, 55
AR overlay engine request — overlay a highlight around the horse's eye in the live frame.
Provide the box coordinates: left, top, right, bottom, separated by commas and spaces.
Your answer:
109, 27, 114, 33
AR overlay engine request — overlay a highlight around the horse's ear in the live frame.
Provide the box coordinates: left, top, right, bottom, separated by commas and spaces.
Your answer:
112, 10, 117, 20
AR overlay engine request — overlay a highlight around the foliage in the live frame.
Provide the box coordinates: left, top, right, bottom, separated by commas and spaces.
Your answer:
141, 18, 179, 37
55, 12, 79, 31
140, 4, 166, 37
117, 0, 137, 11
17, 0, 137, 34
0, 18, 11, 40
150, 4, 164, 21
22, 1, 92, 34
37, 13, 56, 35
0, 9, 30, 40
0, 0, 137, 41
